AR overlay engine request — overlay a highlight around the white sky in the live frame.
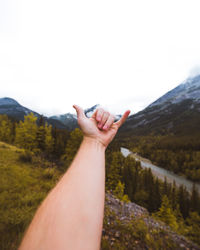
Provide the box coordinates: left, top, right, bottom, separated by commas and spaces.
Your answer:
1, 0, 200, 116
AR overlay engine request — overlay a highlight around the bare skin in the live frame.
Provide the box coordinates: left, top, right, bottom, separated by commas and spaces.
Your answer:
19, 105, 130, 250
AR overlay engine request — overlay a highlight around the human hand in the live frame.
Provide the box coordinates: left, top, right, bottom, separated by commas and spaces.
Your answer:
73, 105, 130, 148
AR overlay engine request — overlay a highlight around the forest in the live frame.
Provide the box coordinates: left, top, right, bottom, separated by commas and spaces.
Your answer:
119, 135, 200, 182
0, 113, 200, 248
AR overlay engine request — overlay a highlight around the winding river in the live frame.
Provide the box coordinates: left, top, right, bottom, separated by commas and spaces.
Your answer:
121, 147, 200, 194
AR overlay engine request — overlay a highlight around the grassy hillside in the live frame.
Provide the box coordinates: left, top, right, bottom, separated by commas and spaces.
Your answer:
0, 142, 61, 250
0, 141, 200, 250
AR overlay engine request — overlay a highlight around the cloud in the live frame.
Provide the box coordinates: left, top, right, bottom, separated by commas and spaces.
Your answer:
189, 66, 200, 78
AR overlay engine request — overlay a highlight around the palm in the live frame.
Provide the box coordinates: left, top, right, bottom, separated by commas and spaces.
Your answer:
79, 116, 118, 147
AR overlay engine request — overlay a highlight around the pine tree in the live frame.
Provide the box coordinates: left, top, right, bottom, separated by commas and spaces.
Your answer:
186, 212, 200, 245
44, 123, 54, 156
113, 181, 130, 202
36, 127, 46, 152
177, 185, 190, 219
15, 113, 38, 150
0, 115, 13, 143
64, 128, 83, 166
153, 195, 178, 231
148, 177, 161, 212
106, 151, 124, 191
122, 156, 139, 200
190, 184, 200, 212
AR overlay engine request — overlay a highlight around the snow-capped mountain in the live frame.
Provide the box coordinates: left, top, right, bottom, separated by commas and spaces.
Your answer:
149, 75, 200, 108
50, 113, 78, 130
84, 104, 100, 117
119, 75, 200, 136
50, 104, 100, 130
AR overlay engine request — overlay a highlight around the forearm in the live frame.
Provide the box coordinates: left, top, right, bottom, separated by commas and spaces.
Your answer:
19, 137, 106, 250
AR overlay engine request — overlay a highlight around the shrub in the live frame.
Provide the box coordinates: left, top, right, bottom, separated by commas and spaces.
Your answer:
42, 168, 56, 179
18, 151, 33, 163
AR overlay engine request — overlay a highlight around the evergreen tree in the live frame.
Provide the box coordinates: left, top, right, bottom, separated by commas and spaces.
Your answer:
153, 195, 178, 231
123, 156, 139, 199
44, 123, 54, 156
113, 181, 130, 202
0, 115, 13, 143
106, 151, 124, 191
190, 184, 200, 213
36, 127, 46, 152
148, 177, 161, 212
64, 128, 83, 166
15, 113, 38, 151
186, 212, 200, 245
177, 185, 190, 219
171, 181, 177, 210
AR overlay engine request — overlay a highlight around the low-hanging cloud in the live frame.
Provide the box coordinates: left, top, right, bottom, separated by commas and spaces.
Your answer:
189, 66, 200, 78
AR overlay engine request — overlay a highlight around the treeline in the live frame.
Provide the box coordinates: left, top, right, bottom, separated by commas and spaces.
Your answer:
105, 149, 200, 244
0, 113, 70, 160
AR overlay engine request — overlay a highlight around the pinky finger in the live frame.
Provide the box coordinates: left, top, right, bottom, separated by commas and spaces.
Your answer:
114, 110, 131, 128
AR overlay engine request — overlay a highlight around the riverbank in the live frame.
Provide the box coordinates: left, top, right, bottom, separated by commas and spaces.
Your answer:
121, 147, 200, 194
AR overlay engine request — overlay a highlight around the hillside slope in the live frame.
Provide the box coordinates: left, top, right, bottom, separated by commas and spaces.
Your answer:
103, 192, 200, 249
0, 142, 61, 250
0, 142, 199, 250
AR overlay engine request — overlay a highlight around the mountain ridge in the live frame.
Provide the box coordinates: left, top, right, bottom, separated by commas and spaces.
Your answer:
1, 74, 200, 134
119, 75, 200, 136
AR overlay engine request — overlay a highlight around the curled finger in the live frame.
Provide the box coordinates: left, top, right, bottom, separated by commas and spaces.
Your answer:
95, 108, 104, 122
98, 111, 109, 129
102, 115, 115, 130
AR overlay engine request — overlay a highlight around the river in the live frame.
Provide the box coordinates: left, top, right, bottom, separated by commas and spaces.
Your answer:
121, 147, 200, 194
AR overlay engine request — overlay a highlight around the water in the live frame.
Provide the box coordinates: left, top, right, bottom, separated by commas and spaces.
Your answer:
121, 147, 200, 193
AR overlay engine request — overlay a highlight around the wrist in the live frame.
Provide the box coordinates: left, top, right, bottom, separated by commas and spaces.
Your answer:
82, 136, 106, 151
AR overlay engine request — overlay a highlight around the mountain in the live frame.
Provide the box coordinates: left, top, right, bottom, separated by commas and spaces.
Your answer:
50, 113, 78, 131
149, 75, 200, 108
0, 97, 66, 129
50, 104, 100, 130
0, 97, 40, 120
0, 98, 106, 130
119, 75, 200, 136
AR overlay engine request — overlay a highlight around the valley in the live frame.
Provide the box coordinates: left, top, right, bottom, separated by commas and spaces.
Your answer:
121, 147, 200, 193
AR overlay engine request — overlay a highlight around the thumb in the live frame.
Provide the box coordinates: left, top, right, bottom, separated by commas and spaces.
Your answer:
73, 105, 86, 119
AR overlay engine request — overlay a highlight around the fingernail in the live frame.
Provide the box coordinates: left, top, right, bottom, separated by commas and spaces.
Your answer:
103, 125, 108, 130
97, 116, 101, 121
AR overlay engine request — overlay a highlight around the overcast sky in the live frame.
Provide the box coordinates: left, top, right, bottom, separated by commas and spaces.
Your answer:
1, 0, 200, 116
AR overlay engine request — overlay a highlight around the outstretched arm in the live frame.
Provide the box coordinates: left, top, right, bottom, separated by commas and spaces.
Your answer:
19, 105, 130, 250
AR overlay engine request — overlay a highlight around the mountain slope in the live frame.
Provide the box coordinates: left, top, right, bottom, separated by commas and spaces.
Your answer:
0, 97, 67, 129
119, 75, 200, 136
103, 192, 200, 249
0, 97, 40, 120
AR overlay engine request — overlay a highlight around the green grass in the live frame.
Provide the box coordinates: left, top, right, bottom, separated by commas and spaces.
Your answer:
0, 142, 61, 250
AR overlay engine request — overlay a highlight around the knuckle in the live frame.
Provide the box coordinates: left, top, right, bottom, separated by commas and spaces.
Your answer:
98, 108, 104, 113
111, 115, 115, 121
